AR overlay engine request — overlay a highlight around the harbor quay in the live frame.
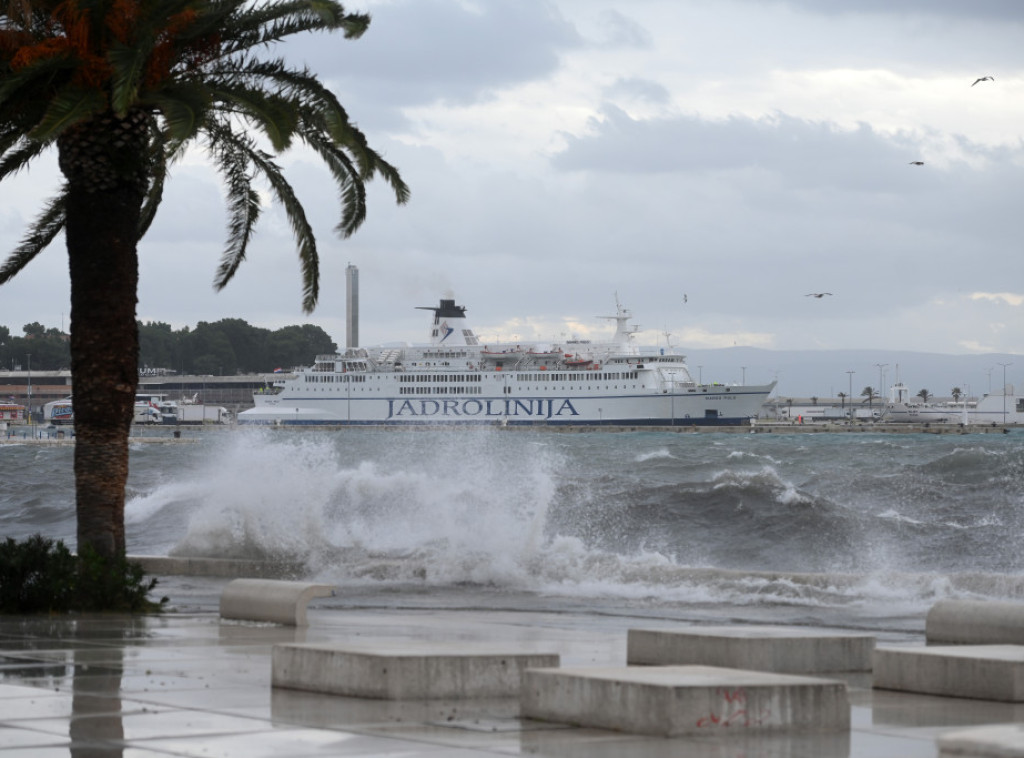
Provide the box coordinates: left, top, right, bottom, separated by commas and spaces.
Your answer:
2, 568, 1024, 756
1, 418, 1016, 445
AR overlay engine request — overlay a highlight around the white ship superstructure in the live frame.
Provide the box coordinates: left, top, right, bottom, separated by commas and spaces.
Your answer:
882, 380, 1023, 425
238, 298, 776, 427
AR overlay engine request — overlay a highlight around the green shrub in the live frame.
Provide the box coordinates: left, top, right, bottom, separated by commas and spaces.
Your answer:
0, 535, 165, 614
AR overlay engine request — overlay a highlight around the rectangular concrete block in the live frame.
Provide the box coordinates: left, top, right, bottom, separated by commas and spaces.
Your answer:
521, 665, 850, 737
874, 645, 1024, 702
627, 626, 875, 673
939, 724, 1024, 758
272, 641, 559, 699
927, 600, 1024, 645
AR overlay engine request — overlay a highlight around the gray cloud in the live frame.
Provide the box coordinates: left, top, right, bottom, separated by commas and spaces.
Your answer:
294, 0, 581, 114
551, 106, 1021, 200
748, 0, 1024, 22
592, 10, 654, 48
602, 77, 671, 104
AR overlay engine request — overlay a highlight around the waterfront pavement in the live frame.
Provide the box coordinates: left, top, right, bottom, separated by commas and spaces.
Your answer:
2, 575, 1023, 757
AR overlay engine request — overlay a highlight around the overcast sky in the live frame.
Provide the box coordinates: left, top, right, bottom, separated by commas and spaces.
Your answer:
2, 0, 1023, 393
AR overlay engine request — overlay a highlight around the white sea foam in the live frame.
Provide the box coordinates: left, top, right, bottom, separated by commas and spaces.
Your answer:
726, 450, 782, 465
709, 465, 812, 505
634, 448, 674, 462
877, 508, 924, 526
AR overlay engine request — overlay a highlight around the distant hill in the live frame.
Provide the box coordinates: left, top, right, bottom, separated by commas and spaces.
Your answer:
673, 347, 1022, 400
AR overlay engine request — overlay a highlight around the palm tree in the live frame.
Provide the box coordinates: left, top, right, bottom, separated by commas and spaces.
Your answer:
0, 1, 408, 561
917, 389, 931, 403
860, 385, 877, 413
951, 387, 962, 403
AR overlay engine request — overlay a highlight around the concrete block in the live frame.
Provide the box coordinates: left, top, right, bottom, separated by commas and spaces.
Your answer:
219, 578, 334, 626
927, 600, 1024, 645
627, 625, 874, 673
874, 645, 1024, 702
131, 555, 307, 578
939, 724, 1024, 757
272, 641, 559, 699
520, 665, 849, 737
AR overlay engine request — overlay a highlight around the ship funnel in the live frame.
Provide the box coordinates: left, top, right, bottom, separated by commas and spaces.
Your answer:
416, 298, 479, 346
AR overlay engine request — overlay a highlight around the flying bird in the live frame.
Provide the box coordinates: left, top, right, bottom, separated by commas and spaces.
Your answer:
909, 161, 924, 166
805, 293, 832, 298
971, 76, 994, 86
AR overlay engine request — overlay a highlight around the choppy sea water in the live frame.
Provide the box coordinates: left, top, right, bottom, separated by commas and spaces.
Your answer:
3, 427, 1023, 633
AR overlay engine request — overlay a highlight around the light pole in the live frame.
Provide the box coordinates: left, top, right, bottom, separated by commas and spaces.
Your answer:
875, 363, 887, 397
25, 354, 31, 426
874, 363, 887, 417
741, 366, 746, 386
697, 365, 703, 385
998, 362, 1012, 424
846, 370, 855, 422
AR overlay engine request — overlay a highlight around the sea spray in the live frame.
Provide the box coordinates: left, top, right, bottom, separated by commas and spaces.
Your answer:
166, 428, 564, 584
6, 426, 1022, 629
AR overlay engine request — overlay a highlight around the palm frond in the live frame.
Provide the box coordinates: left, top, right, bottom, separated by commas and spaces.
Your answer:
0, 188, 66, 285
0, 54, 74, 112
317, 106, 410, 205
213, 59, 410, 207
0, 135, 48, 182
302, 129, 366, 237
144, 84, 211, 141
28, 88, 107, 141
107, 41, 150, 117
245, 147, 320, 313
202, 120, 263, 287
206, 80, 298, 151
215, 1, 368, 58
138, 122, 172, 239
138, 166, 166, 240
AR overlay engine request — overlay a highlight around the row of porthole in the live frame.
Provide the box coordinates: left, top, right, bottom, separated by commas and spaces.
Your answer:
298, 385, 644, 393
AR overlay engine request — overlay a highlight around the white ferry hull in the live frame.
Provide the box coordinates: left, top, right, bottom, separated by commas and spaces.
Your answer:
238, 296, 775, 427
240, 386, 772, 427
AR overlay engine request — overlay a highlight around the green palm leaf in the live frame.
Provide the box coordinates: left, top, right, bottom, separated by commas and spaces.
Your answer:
107, 42, 147, 116
28, 89, 108, 141
146, 85, 211, 141
0, 190, 66, 284
0, 136, 48, 182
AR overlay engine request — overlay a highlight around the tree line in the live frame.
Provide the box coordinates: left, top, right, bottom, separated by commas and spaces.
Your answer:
0, 319, 337, 375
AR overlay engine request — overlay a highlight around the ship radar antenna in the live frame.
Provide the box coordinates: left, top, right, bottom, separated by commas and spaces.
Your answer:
598, 294, 641, 343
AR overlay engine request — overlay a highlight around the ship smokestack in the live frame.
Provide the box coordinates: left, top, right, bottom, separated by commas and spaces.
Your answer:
345, 263, 359, 348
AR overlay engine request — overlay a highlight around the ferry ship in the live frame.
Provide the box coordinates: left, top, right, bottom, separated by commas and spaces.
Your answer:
238, 298, 776, 427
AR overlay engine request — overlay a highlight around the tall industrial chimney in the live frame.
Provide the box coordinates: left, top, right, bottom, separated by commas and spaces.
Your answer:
345, 263, 359, 348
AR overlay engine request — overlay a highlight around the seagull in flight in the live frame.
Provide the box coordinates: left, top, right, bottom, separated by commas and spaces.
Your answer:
805, 293, 832, 298
972, 76, 994, 86
909, 161, 924, 166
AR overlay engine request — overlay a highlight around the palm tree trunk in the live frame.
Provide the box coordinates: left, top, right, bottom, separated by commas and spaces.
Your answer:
60, 115, 148, 559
